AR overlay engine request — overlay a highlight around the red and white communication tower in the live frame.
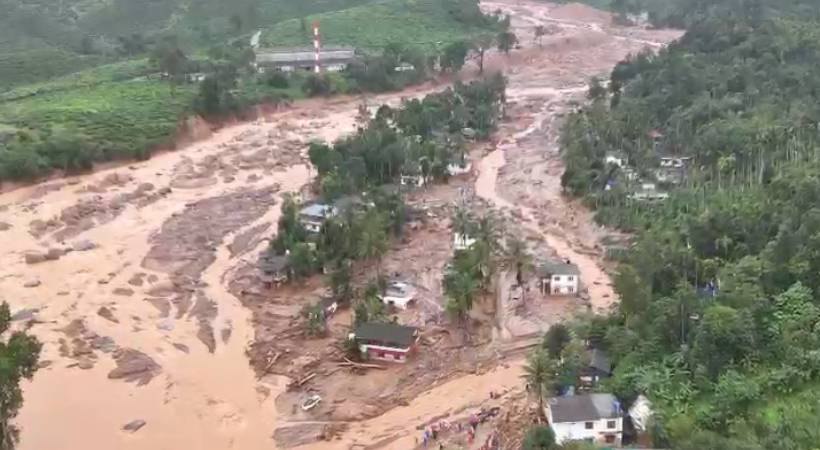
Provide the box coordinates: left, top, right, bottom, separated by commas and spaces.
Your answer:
312, 21, 321, 73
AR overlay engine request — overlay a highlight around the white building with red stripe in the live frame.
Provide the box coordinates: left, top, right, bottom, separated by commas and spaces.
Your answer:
351, 322, 419, 363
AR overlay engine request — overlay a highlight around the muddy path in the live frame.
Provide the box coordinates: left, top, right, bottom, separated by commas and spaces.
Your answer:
0, 2, 681, 449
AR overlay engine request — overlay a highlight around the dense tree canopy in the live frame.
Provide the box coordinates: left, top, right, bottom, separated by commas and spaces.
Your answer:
559, 0, 820, 448
0, 302, 41, 449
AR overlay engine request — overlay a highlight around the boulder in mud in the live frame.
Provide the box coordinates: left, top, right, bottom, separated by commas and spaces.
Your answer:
108, 348, 161, 386
24, 252, 47, 265
45, 248, 65, 260
0, 222, 11, 231
72, 240, 97, 252
23, 279, 41, 288
122, 420, 146, 433
113, 288, 135, 297
97, 307, 119, 323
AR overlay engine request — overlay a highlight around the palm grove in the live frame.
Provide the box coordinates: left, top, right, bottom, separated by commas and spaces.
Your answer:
550, 0, 820, 448
267, 75, 506, 334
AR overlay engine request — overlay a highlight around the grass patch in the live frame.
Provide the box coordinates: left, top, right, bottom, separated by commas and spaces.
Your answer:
0, 48, 107, 92
0, 59, 154, 101
0, 80, 195, 160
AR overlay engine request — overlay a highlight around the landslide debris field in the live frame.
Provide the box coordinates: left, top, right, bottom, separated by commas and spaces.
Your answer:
0, 2, 681, 449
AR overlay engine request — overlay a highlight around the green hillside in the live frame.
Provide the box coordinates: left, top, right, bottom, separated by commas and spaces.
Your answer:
0, 0, 376, 89
0, 0, 501, 182
557, 0, 820, 448
262, 0, 491, 50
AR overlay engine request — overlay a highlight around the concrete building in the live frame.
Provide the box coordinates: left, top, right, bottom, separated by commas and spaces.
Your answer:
351, 322, 419, 363
453, 232, 477, 251
299, 203, 338, 233
579, 348, 612, 388
537, 260, 580, 296
629, 182, 669, 202
545, 393, 623, 445
259, 254, 289, 287
256, 47, 356, 72
379, 281, 416, 309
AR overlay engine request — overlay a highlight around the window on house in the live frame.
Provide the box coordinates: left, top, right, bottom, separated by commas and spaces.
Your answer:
568, 276, 574, 282
605, 434, 616, 443
379, 352, 386, 358
584, 422, 594, 430
607, 420, 616, 429
568, 286, 575, 293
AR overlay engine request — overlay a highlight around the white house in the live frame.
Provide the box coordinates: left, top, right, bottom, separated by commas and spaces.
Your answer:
605, 152, 627, 168
447, 161, 472, 176
537, 261, 580, 296
658, 155, 692, 169
629, 182, 669, 202
400, 173, 426, 188
545, 393, 623, 446
299, 203, 337, 233
379, 281, 416, 309
453, 233, 477, 251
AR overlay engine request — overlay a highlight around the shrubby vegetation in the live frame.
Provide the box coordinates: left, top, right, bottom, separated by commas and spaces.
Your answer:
557, 0, 820, 448
0, 302, 42, 449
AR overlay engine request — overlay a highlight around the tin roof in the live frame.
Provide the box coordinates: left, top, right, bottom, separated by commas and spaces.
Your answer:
537, 260, 580, 277
256, 47, 356, 65
354, 322, 417, 348
549, 393, 622, 423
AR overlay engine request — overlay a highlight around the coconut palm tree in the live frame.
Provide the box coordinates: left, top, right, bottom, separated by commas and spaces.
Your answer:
476, 213, 502, 252
356, 211, 388, 279
503, 235, 534, 287
523, 349, 556, 416
452, 206, 475, 241
444, 270, 479, 324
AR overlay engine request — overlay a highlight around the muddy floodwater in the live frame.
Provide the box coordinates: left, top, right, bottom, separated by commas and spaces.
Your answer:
0, 1, 681, 449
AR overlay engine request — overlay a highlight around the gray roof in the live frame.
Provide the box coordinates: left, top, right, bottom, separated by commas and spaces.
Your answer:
354, 322, 418, 348
300, 203, 336, 219
257, 47, 355, 65
537, 260, 580, 277
259, 254, 288, 274
549, 393, 622, 423
589, 348, 611, 374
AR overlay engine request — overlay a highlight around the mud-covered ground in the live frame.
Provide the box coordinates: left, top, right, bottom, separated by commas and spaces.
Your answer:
0, 2, 682, 449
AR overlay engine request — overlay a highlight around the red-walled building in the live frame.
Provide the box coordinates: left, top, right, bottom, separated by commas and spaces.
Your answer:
352, 323, 419, 363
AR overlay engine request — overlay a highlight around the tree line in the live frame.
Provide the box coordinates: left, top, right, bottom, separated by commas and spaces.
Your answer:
556, 0, 820, 448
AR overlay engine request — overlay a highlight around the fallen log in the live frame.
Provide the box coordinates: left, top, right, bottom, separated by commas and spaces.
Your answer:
297, 372, 316, 386
258, 351, 281, 378
337, 358, 387, 370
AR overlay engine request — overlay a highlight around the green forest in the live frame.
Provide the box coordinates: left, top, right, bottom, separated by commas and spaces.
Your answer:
0, 0, 505, 184
558, 0, 820, 448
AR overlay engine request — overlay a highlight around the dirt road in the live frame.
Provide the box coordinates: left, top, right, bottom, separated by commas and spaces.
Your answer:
0, 2, 681, 449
